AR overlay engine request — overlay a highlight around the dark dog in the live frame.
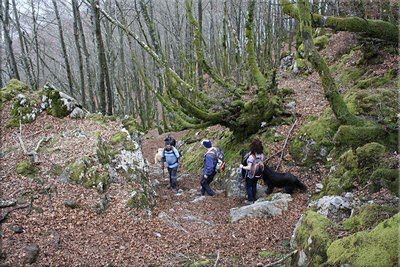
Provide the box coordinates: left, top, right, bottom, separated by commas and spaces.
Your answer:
261, 166, 306, 194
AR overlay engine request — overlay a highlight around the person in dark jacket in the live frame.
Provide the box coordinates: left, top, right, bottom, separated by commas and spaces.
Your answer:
163, 141, 180, 190
200, 139, 217, 196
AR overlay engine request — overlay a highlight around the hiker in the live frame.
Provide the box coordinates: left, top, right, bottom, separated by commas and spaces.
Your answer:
200, 139, 225, 196
240, 138, 265, 204
164, 134, 176, 147
162, 140, 180, 190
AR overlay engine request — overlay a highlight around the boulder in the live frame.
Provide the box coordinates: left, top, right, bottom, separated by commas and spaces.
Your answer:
69, 107, 85, 119
310, 193, 360, 222
230, 193, 292, 223
23, 244, 39, 264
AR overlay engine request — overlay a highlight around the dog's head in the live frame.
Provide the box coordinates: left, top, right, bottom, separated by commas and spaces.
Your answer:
157, 148, 164, 154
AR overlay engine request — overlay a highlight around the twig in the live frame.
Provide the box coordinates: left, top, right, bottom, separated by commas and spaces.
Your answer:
264, 250, 297, 267
276, 118, 298, 171
214, 250, 220, 267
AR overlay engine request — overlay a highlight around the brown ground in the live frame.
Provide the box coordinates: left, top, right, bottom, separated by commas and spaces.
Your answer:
1, 31, 396, 266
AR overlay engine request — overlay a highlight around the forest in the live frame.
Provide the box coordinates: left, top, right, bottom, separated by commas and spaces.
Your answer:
0, 0, 399, 266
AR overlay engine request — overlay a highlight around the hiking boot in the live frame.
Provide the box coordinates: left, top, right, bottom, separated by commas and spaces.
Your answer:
207, 190, 215, 196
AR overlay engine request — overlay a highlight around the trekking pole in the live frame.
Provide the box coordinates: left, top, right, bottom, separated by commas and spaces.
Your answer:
237, 149, 246, 195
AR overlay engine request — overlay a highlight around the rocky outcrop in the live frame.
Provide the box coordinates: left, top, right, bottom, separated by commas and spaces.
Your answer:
230, 193, 293, 223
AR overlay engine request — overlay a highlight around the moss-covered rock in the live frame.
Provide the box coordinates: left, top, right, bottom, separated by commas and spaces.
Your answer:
370, 168, 399, 195
69, 160, 87, 183
337, 67, 365, 87
0, 79, 28, 110
355, 142, 385, 168
290, 112, 339, 166
42, 89, 70, 118
6, 94, 40, 128
341, 204, 398, 232
110, 132, 128, 145
127, 190, 150, 209
16, 161, 38, 176
327, 213, 400, 267
333, 125, 386, 148
292, 210, 336, 266
354, 69, 397, 89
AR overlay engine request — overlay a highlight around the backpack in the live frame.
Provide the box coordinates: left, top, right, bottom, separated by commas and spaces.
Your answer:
163, 147, 179, 166
164, 135, 176, 147
248, 156, 264, 179
207, 147, 225, 173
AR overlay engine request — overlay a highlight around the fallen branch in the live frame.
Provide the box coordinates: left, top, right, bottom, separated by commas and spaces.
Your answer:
214, 250, 220, 267
264, 250, 297, 267
276, 118, 298, 171
16, 121, 51, 163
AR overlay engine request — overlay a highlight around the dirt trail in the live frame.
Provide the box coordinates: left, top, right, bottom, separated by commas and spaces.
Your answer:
0, 72, 325, 266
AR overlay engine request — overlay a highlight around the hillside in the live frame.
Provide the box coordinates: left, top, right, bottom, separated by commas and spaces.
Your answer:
1, 30, 399, 266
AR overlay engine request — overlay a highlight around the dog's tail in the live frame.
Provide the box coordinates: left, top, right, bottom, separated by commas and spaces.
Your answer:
296, 180, 307, 192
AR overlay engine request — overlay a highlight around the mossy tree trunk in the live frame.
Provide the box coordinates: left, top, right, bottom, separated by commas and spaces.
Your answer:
280, 0, 398, 43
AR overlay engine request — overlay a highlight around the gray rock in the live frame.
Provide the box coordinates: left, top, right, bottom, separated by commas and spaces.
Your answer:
57, 169, 70, 184
181, 214, 214, 226
23, 244, 39, 264
290, 214, 305, 249
230, 193, 293, 223
284, 101, 296, 115
158, 212, 187, 233
0, 200, 16, 208
9, 225, 23, 233
297, 250, 307, 266
94, 194, 111, 214
310, 194, 360, 221
64, 199, 77, 209
0, 150, 4, 158
69, 107, 85, 119
315, 183, 324, 193
191, 196, 206, 203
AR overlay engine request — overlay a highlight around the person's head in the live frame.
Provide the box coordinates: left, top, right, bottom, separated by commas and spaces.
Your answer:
201, 139, 212, 149
249, 138, 263, 155
165, 140, 172, 151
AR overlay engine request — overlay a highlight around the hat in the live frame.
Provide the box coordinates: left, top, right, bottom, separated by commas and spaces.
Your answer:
201, 139, 212, 148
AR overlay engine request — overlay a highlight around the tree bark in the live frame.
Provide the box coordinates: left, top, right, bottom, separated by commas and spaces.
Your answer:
11, 0, 35, 90
52, 0, 75, 96
91, 0, 107, 114
72, 0, 86, 107
0, 0, 20, 80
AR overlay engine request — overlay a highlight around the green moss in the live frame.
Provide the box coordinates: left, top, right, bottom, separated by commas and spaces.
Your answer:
127, 191, 149, 209
258, 250, 284, 258
370, 168, 399, 195
96, 135, 115, 165
323, 168, 357, 196
337, 67, 366, 87
330, 49, 357, 73
294, 210, 335, 266
341, 204, 398, 232
314, 35, 330, 50
339, 149, 357, 170
278, 87, 295, 97
87, 113, 106, 124
327, 213, 400, 267
6, 95, 39, 128
122, 116, 142, 135
110, 132, 128, 145
290, 111, 340, 166
0, 79, 28, 109
83, 166, 109, 189
44, 89, 69, 118
354, 69, 397, 89
69, 161, 87, 183
355, 142, 385, 168
16, 161, 38, 176
333, 125, 385, 148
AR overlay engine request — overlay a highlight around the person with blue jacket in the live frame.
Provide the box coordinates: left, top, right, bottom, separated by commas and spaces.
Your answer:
200, 139, 217, 196
163, 140, 180, 190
